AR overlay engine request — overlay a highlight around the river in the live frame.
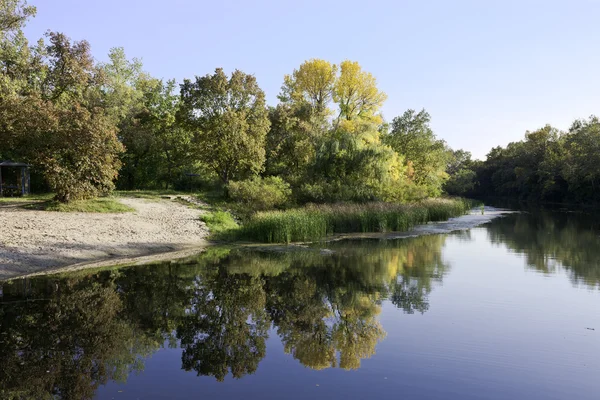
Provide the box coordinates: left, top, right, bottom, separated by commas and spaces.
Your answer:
0, 210, 598, 399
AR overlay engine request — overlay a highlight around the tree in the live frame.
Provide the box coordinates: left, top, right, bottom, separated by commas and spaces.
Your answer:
333, 60, 387, 126
41, 32, 100, 104
179, 68, 270, 183
5, 98, 123, 202
264, 103, 317, 180
444, 149, 476, 196
562, 117, 600, 202
117, 78, 193, 190
0, 0, 35, 35
279, 58, 337, 116
301, 122, 407, 203
98, 47, 147, 123
1, 30, 124, 201
384, 109, 450, 197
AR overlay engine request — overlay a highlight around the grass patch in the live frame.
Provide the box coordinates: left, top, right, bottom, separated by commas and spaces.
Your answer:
0, 193, 54, 204
25, 198, 135, 213
114, 190, 187, 200
201, 210, 239, 237
228, 198, 472, 243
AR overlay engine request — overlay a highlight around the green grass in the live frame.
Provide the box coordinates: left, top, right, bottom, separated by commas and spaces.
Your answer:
0, 193, 54, 204
25, 198, 135, 213
114, 190, 187, 200
201, 210, 239, 237
226, 198, 472, 243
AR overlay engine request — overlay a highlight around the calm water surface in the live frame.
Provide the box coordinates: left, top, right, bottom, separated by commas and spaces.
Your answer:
1, 211, 599, 399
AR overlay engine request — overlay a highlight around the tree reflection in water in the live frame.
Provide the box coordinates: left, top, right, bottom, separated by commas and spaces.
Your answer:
0, 234, 450, 398
486, 211, 600, 288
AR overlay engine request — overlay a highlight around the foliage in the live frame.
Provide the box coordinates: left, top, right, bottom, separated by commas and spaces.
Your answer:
383, 109, 450, 197
0, 0, 35, 35
300, 122, 409, 203
264, 103, 319, 181
279, 58, 337, 116
444, 149, 476, 196
39, 104, 123, 202
118, 78, 193, 190
0, 14, 124, 202
469, 118, 600, 204
444, 168, 476, 196
333, 60, 387, 126
179, 68, 270, 183
200, 210, 239, 236
233, 198, 470, 243
228, 176, 291, 212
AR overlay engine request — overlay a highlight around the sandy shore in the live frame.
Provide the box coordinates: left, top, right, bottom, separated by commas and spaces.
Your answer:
0, 197, 208, 280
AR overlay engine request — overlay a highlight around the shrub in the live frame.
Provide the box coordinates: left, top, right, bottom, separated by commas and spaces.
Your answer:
227, 176, 291, 212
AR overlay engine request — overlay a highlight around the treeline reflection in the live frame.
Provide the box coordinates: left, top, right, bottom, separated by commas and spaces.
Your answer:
486, 211, 600, 288
0, 235, 449, 398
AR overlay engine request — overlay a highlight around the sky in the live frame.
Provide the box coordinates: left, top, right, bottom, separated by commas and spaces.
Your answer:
22, 0, 600, 159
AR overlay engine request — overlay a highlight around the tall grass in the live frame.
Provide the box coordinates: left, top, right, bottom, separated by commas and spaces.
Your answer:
227, 198, 472, 243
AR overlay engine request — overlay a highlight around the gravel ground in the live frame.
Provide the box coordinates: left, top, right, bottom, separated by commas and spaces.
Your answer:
0, 197, 208, 280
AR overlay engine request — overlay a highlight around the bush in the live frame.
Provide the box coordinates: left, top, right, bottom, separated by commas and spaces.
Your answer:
227, 176, 291, 212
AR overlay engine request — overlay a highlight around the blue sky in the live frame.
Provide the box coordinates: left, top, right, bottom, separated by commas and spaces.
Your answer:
23, 0, 600, 159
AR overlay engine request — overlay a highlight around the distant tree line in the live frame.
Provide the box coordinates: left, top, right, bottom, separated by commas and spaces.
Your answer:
444, 118, 600, 204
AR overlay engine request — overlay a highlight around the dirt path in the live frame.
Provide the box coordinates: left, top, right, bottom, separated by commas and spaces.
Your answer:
0, 197, 208, 280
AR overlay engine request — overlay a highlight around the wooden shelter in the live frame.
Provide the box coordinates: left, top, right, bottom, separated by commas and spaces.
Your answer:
0, 160, 30, 196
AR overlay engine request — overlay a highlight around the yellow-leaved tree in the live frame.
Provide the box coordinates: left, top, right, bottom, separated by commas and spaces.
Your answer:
333, 60, 387, 127
280, 58, 337, 117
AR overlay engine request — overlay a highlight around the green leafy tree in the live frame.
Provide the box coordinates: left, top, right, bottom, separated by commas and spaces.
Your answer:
444, 149, 476, 196
264, 103, 320, 181
0, 0, 34, 33
301, 122, 406, 203
179, 68, 270, 183
384, 109, 450, 197
2, 32, 123, 201
562, 117, 600, 202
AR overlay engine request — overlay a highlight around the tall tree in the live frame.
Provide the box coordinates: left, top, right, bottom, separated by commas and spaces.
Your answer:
333, 60, 387, 126
384, 109, 450, 197
179, 68, 270, 183
1, 29, 124, 201
279, 58, 337, 116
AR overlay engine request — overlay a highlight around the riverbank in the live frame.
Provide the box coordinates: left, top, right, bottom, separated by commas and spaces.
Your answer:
0, 197, 209, 280
0, 194, 506, 280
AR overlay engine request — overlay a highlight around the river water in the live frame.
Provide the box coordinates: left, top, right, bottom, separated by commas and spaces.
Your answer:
0, 210, 599, 399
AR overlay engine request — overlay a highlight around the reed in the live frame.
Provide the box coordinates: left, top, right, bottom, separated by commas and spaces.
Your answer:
228, 198, 472, 243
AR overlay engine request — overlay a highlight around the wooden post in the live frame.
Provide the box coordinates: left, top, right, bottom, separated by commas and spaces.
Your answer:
0, 166, 3, 196
21, 166, 25, 196
26, 167, 30, 195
